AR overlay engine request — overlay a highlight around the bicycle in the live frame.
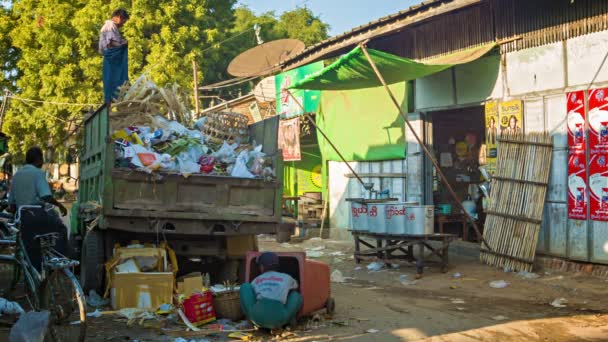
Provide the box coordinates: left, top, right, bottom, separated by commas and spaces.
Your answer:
0, 205, 86, 341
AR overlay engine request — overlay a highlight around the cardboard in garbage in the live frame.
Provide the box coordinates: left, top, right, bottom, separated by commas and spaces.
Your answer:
111, 272, 174, 310
105, 244, 178, 310
177, 272, 204, 296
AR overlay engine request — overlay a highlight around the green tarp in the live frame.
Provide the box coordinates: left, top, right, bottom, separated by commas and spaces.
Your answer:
289, 43, 496, 91
317, 83, 407, 162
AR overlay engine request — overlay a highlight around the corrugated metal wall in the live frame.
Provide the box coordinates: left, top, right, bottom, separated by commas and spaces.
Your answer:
411, 28, 608, 264
372, 0, 608, 61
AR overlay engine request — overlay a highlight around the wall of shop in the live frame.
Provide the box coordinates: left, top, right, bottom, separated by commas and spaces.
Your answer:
413, 29, 608, 264
326, 114, 422, 236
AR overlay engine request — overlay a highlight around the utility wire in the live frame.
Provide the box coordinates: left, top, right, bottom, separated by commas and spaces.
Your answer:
7, 95, 101, 108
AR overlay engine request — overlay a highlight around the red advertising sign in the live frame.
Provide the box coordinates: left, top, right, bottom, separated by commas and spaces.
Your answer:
588, 88, 608, 151
588, 88, 608, 221
567, 91, 587, 220
568, 153, 588, 220
589, 153, 608, 221
567, 91, 586, 149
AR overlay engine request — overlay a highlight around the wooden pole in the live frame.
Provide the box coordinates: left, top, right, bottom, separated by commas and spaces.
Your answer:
286, 90, 367, 188
359, 43, 491, 251
0, 90, 9, 131
319, 199, 329, 239
192, 60, 200, 116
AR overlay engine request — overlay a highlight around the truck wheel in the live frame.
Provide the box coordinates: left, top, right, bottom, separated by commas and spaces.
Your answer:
80, 230, 105, 293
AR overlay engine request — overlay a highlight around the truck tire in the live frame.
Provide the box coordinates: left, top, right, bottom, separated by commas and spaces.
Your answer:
80, 230, 105, 293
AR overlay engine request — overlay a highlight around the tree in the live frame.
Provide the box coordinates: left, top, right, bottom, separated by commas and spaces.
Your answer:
2, 2, 328, 160
3, 0, 237, 160
0, 3, 19, 93
276, 7, 329, 46
206, 6, 330, 101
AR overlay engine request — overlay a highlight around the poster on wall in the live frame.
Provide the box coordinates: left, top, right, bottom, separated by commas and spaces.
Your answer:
278, 117, 301, 161
276, 62, 324, 118
297, 164, 323, 194
589, 153, 608, 221
567, 91, 588, 220
587, 88, 608, 221
499, 100, 523, 136
484, 101, 499, 175
568, 153, 588, 220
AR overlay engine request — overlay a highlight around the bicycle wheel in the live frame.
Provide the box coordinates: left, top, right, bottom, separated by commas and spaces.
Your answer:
0, 255, 39, 311
41, 268, 87, 342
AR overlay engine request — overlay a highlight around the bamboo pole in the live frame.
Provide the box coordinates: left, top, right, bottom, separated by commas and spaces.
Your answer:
481, 132, 552, 271
358, 43, 492, 250
192, 61, 200, 116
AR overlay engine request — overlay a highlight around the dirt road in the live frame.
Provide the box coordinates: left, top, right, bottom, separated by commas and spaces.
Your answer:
4, 236, 608, 341
257, 237, 608, 342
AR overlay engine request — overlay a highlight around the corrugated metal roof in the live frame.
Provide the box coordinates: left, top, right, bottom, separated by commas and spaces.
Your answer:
280, 0, 481, 71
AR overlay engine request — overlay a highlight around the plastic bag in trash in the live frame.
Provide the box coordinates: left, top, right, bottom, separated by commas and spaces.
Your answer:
159, 154, 176, 172
212, 142, 238, 164
9, 311, 50, 342
249, 157, 264, 175
177, 158, 201, 177
366, 262, 385, 272
231, 151, 255, 179
0, 297, 25, 316
87, 290, 109, 308
489, 280, 509, 289
123, 144, 152, 169
194, 117, 207, 131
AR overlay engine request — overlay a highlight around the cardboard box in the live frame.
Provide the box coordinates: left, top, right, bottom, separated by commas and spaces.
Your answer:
177, 272, 203, 296
113, 247, 167, 271
111, 272, 174, 310
226, 235, 258, 257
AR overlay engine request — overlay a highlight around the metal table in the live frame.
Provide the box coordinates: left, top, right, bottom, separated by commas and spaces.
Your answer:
349, 230, 457, 277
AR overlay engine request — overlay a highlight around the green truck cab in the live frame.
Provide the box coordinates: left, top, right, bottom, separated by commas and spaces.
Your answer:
77, 105, 293, 291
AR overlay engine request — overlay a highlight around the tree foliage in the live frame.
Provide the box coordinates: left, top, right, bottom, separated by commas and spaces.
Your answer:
1, 1, 329, 161
208, 6, 330, 101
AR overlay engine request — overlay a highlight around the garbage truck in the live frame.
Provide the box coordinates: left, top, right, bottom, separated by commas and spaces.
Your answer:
77, 104, 293, 291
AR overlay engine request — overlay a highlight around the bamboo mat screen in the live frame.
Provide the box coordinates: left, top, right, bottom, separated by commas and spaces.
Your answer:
480, 132, 553, 272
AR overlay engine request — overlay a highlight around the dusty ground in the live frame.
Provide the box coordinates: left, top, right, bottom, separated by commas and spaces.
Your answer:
3, 236, 608, 341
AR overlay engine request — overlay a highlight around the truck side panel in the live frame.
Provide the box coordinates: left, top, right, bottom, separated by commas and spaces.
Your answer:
79, 105, 285, 233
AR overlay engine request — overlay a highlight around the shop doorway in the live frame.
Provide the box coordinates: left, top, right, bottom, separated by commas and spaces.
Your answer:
428, 106, 486, 242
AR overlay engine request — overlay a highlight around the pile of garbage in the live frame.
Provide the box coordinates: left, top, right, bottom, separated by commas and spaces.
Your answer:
110, 75, 274, 180
112, 115, 275, 179
89, 242, 256, 339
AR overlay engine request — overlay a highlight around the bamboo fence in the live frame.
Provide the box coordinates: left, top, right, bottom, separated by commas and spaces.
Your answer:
480, 132, 553, 272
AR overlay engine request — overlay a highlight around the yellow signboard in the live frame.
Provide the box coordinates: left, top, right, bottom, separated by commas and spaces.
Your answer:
499, 100, 523, 135
484, 101, 499, 175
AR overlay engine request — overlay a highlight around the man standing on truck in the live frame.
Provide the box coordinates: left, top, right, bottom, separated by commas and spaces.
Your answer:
8, 147, 68, 271
99, 8, 130, 103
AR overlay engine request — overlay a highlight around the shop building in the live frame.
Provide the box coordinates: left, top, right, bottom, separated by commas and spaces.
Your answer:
279, 0, 608, 265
